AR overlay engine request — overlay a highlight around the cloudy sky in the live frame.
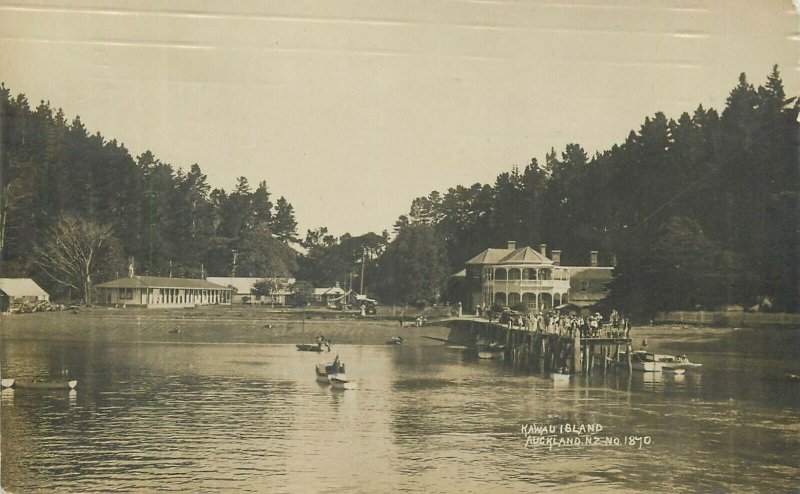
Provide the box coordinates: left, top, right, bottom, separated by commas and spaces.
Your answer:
1, 0, 797, 236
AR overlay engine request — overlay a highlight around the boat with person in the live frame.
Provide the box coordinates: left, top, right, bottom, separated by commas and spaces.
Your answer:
315, 355, 346, 383
1, 378, 77, 390
386, 336, 404, 345
624, 351, 663, 372
297, 336, 331, 352
297, 344, 325, 352
653, 353, 702, 370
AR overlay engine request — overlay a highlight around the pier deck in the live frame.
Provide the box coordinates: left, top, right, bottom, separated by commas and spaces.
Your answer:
446, 318, 634, 375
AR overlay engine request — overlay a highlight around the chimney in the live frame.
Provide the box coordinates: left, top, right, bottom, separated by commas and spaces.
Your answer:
539, 243, 547, 257
552, 250, 561, 266
335, 281, 340, 288
507, 240, 516, 250
590, 250, 599, 267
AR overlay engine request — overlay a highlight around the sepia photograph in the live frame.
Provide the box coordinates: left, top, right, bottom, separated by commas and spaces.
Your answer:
0, 1, 798, 492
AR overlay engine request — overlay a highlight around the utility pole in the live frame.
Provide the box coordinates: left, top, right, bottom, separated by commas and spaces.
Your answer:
360, 248, 366, 295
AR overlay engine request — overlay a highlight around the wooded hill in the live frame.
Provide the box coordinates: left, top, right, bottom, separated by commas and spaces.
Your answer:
1, 84, 299, 300
383, 67, 798, 314
1, 67, 797, 314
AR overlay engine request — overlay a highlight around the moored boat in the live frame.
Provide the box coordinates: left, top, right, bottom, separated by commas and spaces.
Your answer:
386, 336, 404, 345
477, 350, 503, 359
477, 342, 505, 359
653, 353, 702, 370
550, 372, 570, 381
1, 378, 77, 390
625, 351, 663, 372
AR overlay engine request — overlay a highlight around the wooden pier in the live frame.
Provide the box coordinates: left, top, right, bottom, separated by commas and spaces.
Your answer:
446, 319, 633, 375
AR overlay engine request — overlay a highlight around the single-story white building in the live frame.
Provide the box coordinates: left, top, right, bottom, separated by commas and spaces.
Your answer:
313, 285, 347, 307
96, 276, 232, 308
206, 277, 295, 305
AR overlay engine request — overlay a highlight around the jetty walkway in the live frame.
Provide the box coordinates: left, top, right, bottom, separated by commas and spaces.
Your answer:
444, 317, 634, 375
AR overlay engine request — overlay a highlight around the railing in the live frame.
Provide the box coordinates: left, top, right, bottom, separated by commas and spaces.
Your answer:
486, 279, 571, 290
654, 310, 800, 328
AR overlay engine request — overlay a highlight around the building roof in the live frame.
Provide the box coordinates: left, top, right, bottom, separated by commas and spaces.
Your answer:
564, 266, 614, 280
206, 277, 295, 295
466, 245, 554, 266
450, 269, 467, 278
0, 278, 49, 298
465, 248, 515, 265
96, 276, 231, 290
497, 247, 552, 265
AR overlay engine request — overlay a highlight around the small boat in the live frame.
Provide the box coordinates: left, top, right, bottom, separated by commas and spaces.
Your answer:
477, 342, 504, 359
654, 353, 702, 370
1, 378, 77, 390
386, 336, 404, 345
297, 344, 325, 352
625, 351, 663, 372
786, 374, 800, 383
330, 377, 358, 390
550, 373, 570, 381
315, 356, 346, 383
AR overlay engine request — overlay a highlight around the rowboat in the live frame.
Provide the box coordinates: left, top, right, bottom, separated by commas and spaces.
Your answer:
1, 378, 77, 390
297, 344, 324, 352
315, 356, 346, 383
386, 336, 404, 345
330, 377, 358, 390
786, 373, 800, 383
550, 373, 571, 381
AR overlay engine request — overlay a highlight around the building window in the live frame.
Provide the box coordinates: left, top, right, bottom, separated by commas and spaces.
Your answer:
580, 281, 589, 292
119, 288, 134, 299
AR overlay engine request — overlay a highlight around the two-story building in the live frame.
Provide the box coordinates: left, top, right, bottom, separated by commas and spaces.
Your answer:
454, 241, 613, 313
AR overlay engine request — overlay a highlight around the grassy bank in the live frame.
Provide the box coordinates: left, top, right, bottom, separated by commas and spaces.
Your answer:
0, 307, 450, 345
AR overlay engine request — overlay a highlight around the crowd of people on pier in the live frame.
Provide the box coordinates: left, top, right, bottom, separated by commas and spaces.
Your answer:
479, 305, 631, 339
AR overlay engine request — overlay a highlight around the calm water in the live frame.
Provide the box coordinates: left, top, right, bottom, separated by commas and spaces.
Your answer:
1, 332, 799, 493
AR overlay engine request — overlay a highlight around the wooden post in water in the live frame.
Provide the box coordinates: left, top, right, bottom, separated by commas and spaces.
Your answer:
571, 332, 581, 374
626, 342, 633, 374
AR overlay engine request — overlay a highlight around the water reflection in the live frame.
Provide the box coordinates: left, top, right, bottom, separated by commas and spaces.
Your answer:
0, 337, 798, 493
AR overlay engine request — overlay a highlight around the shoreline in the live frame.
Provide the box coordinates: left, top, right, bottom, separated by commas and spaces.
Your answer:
0, 308, 451, 346
1, 308, 798, 359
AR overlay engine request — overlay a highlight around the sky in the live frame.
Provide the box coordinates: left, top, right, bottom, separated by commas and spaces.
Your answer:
1, 0, 798, 237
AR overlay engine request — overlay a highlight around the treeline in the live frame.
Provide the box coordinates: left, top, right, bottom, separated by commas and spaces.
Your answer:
382, 67, 798, 314
1, 84, 299, 298
2, 68, 797, 314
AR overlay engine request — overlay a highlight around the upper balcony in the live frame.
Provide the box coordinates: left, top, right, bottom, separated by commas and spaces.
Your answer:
486, 279, 571, 291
